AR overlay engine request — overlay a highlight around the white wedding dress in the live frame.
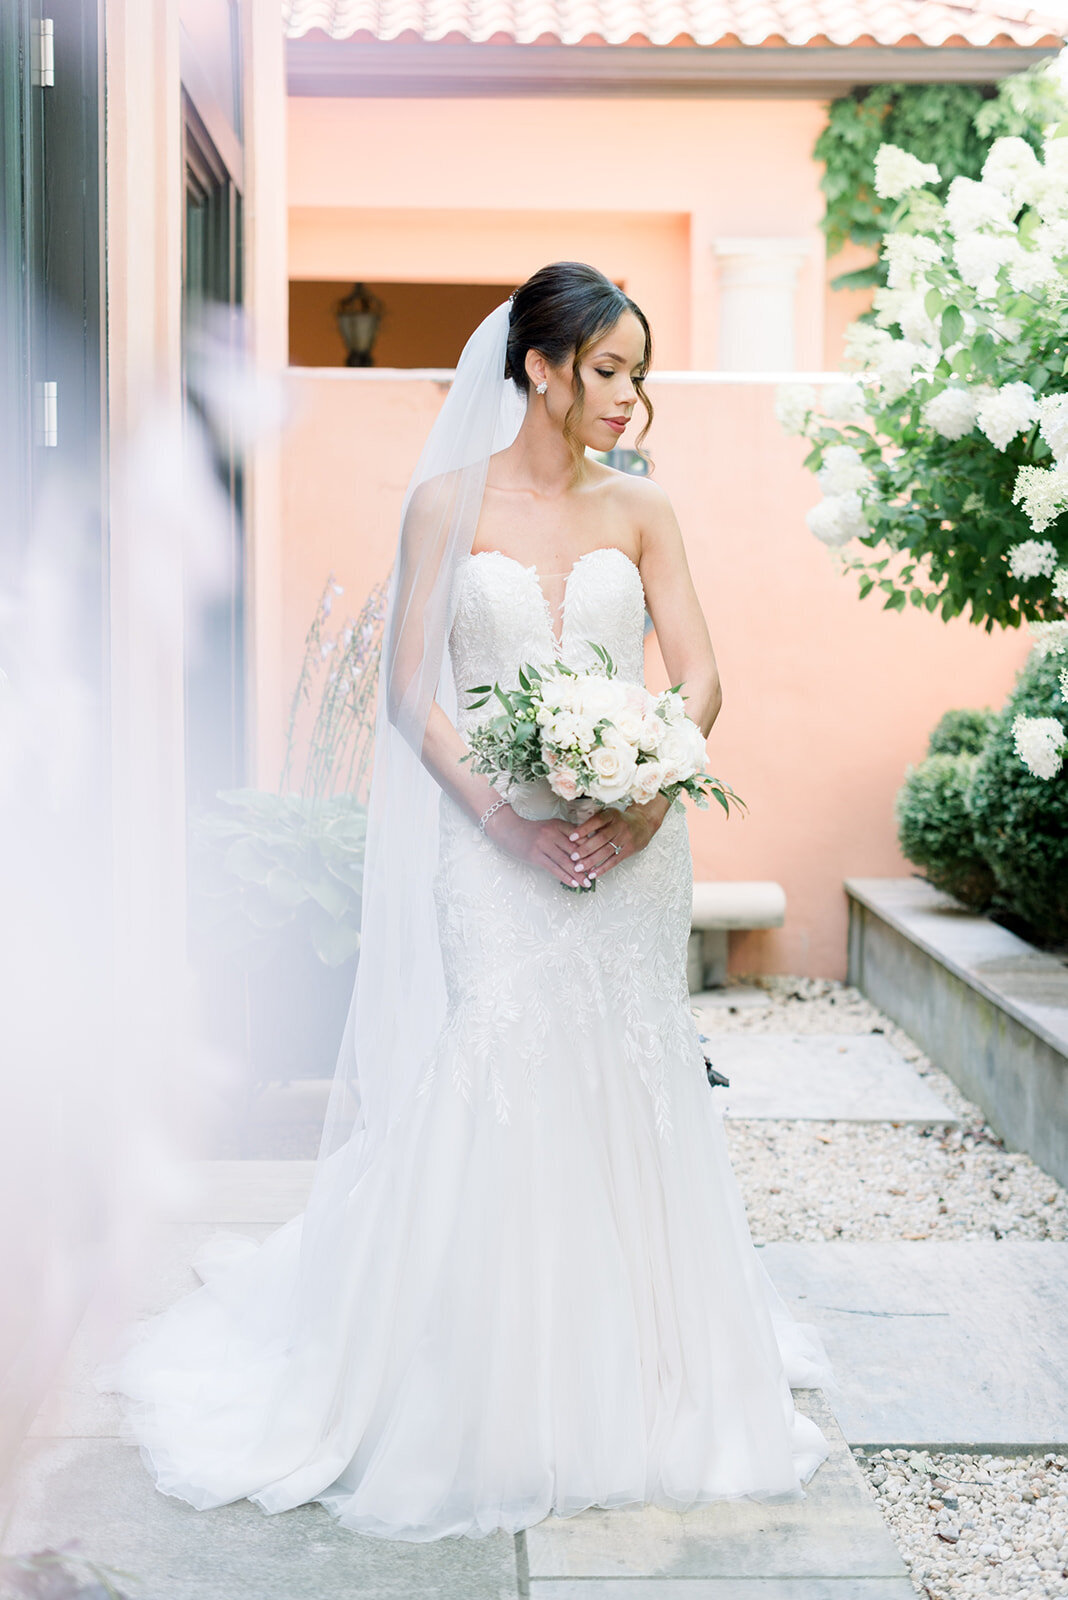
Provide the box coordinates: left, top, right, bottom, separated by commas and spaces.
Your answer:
96, 543, 834, 1542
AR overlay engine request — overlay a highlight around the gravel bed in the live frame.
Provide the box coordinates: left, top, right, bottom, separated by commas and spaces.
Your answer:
853, 1447, 1068, 1598
700, 976, 1068, 1245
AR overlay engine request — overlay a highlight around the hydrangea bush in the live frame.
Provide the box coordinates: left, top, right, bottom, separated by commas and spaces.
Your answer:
778, 131, 1068, 779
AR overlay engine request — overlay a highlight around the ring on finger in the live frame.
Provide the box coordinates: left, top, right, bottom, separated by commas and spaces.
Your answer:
609, 840, 623, 857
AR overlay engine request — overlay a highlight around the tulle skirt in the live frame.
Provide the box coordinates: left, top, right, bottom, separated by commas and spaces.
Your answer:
95, 800, 834, 1541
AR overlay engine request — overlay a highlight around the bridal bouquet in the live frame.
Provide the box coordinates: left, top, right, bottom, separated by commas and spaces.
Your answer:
463, 645, 745, 820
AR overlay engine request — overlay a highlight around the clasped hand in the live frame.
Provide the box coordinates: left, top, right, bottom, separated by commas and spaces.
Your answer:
485, 795, 670, 888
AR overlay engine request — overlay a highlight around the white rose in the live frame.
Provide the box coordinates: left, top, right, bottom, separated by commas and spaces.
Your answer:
637, 709, 662, 753
629, 760, 665, 805
612, 686, 650, 745
575, 675, 621, 723
543, 674, 579, 714
547, 762, 581, 801
657, 724, 699, 786
588, 735, 638, 805
658, 689, 686, 726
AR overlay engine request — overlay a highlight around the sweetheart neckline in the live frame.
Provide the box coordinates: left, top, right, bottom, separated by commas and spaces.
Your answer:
462, 546, 642, 583
459, 546, 644, 655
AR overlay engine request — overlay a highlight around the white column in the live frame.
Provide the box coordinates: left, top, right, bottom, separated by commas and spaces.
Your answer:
712, 237, 811, 372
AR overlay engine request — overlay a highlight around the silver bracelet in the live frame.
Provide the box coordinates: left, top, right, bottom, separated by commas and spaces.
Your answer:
478, 797, 508, 834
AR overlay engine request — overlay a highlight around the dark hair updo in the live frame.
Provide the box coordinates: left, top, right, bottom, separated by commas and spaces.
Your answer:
505, 261, 654, 468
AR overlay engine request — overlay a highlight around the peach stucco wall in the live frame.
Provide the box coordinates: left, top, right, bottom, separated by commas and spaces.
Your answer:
286, 95, 837, 370
280, 370, 1032, 980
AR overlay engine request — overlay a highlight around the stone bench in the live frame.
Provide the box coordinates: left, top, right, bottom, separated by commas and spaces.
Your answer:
688, 881, 786, 992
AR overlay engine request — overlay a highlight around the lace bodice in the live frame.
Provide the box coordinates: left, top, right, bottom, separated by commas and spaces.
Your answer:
449, 547, 647, 730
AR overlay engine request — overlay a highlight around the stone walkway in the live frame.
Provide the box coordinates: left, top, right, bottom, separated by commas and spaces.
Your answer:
6, 978, 1067, 1599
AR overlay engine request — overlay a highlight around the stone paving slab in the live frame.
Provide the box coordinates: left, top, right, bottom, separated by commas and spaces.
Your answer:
4, 1437, 519, 1600
522, 1391, 908, 1587
761, 1240, 1068, 1447
526, 1581, 916, 1598
694, 1032, 958, 1123
690, 986, 771, 1011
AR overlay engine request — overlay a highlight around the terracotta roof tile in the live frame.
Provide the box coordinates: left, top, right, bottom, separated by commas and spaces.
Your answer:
282, 0, 1068, 47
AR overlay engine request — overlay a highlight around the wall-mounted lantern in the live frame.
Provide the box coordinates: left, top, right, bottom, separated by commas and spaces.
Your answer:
336, 282, 384, 367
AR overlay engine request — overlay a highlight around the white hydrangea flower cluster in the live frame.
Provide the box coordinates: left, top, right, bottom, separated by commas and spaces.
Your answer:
1054, 568, 1068, 603
805, 491, 868, 547
1007, 539, 1059, 580
1012, 713, 1066, 780
774, 383, 816, 437
883, 232, 943, 290
1013, 463, 1068, 533
820, 382, 866, 423
945, 174, 1015, 239
1028, 619, 1068, 657
817, 444, 872, 496
873, 145, 940, 201
1038, 394, 1068, 463
922, 386, 978, 441
974, 382, 1038, 451
981, 135, 1040, 210
780, 134, 1068, 584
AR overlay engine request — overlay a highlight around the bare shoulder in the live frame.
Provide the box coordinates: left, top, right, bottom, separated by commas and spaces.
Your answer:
597, 469, 680, 559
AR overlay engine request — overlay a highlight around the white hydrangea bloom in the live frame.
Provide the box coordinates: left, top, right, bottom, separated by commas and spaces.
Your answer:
945, 175, 1015, 237
975, 381, 1038, 451
922, 386, 978, 441
883, 232, 943, 290
1013, 463, 1068, 532
1012, 713, 1066, 780
1034, 217, 1068, 257
1030, 137, 1068, 221
1007, 539, 1059, 580
843, 322, 895, 371
1038, 394, 1068, 464
873, 144, 941, 201
1008, 248, 1064, 298
805, 492, 868, 547
817, 444, 873, 496
873, 286, 940, 346
874, 338, 935, 402
1054, 567, 1068, 603
981, 136, 1040, 208
953, 231, 1019, 293
1029, 618, 1068, 656
774, 382, 816, 437
820, 381, 866, 424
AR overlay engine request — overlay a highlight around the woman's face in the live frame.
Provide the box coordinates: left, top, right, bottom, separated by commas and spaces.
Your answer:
547, 310, 648, 452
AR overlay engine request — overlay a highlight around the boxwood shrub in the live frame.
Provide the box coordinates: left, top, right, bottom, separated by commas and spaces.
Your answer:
966, 651, 1068, 946
895, 751, 996, 911
926, 706, 997, 758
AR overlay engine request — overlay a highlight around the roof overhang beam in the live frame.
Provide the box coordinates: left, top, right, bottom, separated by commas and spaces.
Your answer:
286, 40, 1061, 98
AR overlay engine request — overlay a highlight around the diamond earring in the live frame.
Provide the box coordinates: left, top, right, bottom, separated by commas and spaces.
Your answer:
536, 381, 547, 395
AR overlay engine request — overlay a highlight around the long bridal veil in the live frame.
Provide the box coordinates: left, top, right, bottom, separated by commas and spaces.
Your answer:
294, 301, 525, 1335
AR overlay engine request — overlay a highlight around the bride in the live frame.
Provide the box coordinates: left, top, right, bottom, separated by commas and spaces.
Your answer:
96, 261, 834, 1543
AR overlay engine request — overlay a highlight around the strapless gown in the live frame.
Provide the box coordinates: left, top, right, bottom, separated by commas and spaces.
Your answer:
95, 545, 834, 1542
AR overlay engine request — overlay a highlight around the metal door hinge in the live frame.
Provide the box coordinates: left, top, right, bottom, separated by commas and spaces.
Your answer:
35, 381, 58, 447
32, 19, 55, 87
